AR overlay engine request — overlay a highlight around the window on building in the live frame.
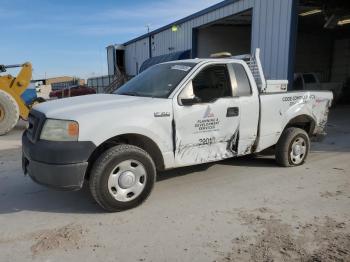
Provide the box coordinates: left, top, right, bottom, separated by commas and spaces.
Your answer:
192, 65, 232, 103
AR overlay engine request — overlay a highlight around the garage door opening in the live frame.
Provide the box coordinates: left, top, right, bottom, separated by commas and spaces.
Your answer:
193, 10, 252, 58
294, 1, 350, 104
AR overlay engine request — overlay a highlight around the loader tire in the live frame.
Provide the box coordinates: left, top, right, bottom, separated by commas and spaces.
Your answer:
275, 127, 310, 167
0, 90, 19, 135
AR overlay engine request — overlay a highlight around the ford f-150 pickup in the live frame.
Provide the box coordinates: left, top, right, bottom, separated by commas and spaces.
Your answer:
22, 49, 333, 211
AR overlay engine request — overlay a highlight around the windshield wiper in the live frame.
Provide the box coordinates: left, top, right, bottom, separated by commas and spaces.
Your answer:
118, 91, 141, 97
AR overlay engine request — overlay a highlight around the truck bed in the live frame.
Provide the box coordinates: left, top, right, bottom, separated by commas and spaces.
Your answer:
256, 91, 333, 152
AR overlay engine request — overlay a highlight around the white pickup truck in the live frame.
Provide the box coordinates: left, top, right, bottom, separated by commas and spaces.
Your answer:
294, 72, 342, 103
22, 49, 333, 212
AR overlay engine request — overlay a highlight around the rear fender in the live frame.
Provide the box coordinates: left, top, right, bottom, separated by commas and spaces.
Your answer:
282, 92, 332, 136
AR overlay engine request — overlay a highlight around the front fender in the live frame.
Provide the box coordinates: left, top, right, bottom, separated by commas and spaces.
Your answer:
78, 113, 173, 155
93, 126, 171, 153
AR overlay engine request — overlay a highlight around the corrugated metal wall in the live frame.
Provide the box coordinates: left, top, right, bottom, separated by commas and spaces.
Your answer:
125, 38, 149, 76
251, 0, 294, 80
123, 0, 294, 80
152, 0, 254, 56
107, 46, 115, 75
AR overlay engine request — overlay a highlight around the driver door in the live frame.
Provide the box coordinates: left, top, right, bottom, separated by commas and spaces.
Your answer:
173, 64, 240, 167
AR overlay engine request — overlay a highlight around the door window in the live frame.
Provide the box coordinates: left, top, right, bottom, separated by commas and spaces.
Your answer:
231, 63, 252, 97
192, 65, 232, 103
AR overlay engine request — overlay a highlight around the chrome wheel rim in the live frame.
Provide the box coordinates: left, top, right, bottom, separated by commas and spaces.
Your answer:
107, 160, 147, 202
290, 137, 307, 165
0, 104, 5, 122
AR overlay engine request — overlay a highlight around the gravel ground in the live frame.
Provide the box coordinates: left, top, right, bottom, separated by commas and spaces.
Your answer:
0, 106, 349, 262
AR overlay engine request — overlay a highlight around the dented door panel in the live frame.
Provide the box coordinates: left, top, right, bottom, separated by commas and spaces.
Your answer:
173, 98, 240, 166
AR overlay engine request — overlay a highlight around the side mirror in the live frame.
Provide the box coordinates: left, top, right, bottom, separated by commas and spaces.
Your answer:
181, 96, 201, 106
178, 81, 200, 106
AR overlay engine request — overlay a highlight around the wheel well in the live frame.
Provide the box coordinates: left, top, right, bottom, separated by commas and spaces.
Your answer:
285, 115, 316, 135
85, 134, 165, 179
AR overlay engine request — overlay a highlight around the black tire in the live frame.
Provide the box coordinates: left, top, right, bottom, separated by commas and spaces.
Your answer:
275, 127, 310, 167
0, 90, 19, 136
89, 144, 156, 212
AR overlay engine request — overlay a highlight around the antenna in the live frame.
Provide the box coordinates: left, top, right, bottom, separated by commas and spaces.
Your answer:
145, 24, 150, 33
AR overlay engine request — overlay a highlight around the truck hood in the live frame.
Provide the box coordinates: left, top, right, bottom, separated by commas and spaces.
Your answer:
34, 94, 172, 120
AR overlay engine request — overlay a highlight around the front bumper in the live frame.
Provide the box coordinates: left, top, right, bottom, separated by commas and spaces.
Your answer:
22, 132, 96, 191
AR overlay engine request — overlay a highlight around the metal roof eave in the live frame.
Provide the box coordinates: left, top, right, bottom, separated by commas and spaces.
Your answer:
122, 0, 240, 46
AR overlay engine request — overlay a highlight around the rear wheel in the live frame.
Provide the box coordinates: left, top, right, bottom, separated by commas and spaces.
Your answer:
275, 127, 310, 167
89, 144, 156, 212
0, 90, 19, 135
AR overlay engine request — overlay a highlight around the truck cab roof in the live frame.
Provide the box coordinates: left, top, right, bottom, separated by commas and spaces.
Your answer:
163, 58, 244, 65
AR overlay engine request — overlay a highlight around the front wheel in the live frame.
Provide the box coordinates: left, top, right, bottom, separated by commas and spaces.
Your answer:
89, 144, 156, 212
275, 127, 310, 167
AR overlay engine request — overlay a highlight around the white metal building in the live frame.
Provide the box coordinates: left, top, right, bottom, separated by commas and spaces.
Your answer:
106, 0, 350, 92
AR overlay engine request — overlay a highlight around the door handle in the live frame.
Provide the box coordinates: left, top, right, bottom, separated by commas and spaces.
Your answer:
226, 107, 239, 117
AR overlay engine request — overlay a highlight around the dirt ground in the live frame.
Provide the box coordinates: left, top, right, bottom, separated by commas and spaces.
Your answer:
0, 106, 349, 262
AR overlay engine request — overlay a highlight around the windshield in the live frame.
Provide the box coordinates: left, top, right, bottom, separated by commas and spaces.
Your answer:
115, 62, 195, 98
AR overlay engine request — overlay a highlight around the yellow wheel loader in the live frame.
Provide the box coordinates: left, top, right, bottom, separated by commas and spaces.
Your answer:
0, 63, 33, 135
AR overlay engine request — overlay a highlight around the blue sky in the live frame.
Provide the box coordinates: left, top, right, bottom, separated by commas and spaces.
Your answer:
0, 0, 222, 80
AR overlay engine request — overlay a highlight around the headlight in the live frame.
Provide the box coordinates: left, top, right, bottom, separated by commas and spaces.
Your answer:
40, 119, 79, 141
